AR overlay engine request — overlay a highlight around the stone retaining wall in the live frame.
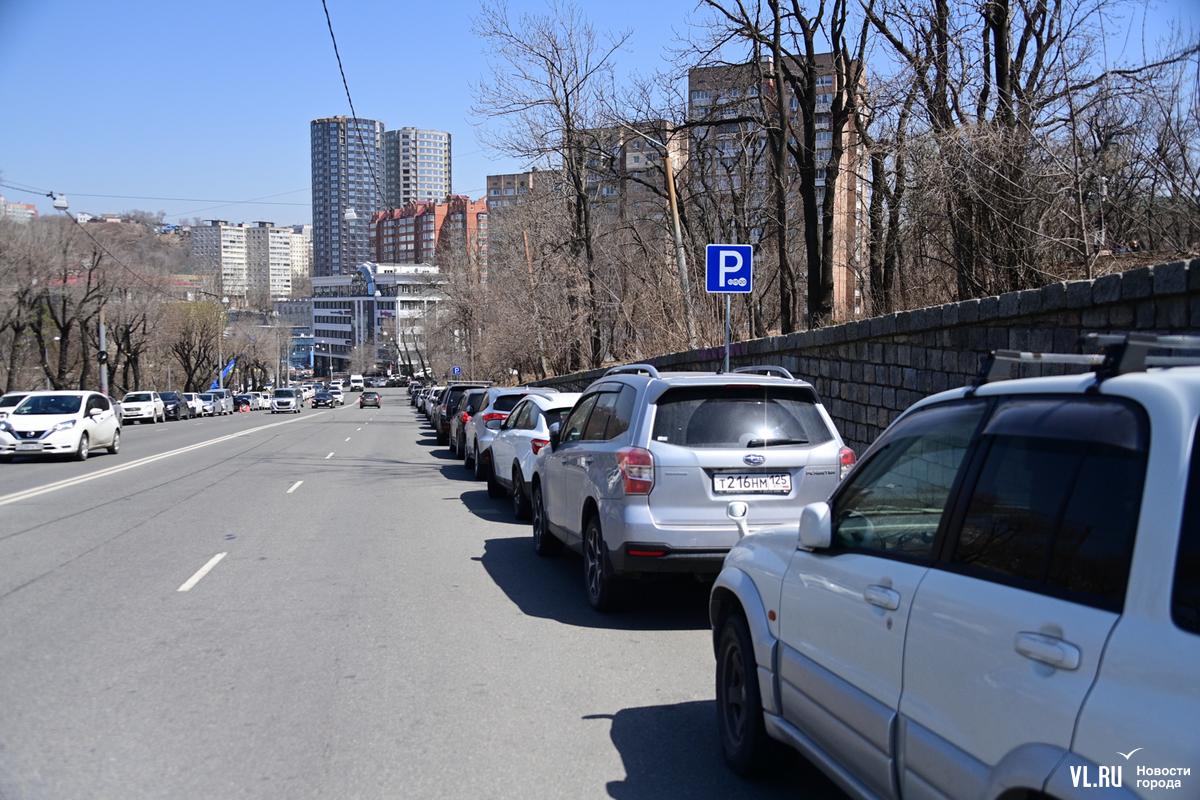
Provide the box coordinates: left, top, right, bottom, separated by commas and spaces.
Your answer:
532, 259, 1200, 455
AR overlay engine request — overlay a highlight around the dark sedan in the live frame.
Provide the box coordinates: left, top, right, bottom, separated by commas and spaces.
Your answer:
359, 391, 381, 409
312, 391, 336, 408
160, 391, 191, 420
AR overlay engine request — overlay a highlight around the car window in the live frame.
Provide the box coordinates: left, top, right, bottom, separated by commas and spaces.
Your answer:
493, 393, 527, 413
583, 392, 620, 440
1172, 426, 1200, 636
85, 394, 109, 414
505, 400, 531, 431
16, 395, 83, 415
544, 407, 570, 431
605, 385, 637, 440
949, 397, 1149, 611
832, 400, 988, 559
651, 385, 834, 448
124, 393, 152, 402
561, 395, 599, 444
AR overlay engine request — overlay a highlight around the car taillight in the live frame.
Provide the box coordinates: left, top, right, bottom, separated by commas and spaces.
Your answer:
482, 412, 508, 422
616, 447, 654, 495
461, 411, 470, 424
839, 446, 856, 480
531, 438, 550, 455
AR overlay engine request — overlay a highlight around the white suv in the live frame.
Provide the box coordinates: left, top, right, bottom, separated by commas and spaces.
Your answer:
710, 333, 1200, 800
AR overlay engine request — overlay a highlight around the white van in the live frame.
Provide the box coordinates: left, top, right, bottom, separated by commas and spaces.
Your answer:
349, 374, 365, 392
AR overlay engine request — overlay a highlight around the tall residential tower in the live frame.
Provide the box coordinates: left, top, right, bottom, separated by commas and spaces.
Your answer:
384, 128, 452, 207
310, 116, 385, 277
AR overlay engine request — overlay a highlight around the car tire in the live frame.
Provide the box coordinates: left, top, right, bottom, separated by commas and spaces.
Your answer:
473, 442, 487, 480
583, 515, 620, 612
531, 484, 562, 557
486, 453, 505, 498
512, 469, 532, 521
74, 433, 89, 462
716, 612, 775, 775
108, 429, 120, 455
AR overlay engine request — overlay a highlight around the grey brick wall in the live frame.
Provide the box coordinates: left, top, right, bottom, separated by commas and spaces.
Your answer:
532, 259, 1200, 455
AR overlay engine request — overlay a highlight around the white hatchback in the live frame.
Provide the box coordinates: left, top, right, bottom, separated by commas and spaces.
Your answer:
0, 391, 121, 461
489, 392, 581, 520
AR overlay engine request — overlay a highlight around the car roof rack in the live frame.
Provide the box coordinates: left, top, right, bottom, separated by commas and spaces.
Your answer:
605, 364, 661, 379
731, 365, 796, 380
973, 332, 1200, 388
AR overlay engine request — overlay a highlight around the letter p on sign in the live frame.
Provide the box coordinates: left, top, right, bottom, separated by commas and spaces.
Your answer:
706, 244, 753, 293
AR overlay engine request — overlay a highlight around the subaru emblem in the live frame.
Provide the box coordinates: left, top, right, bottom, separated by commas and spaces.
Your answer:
744, 454, 766, 466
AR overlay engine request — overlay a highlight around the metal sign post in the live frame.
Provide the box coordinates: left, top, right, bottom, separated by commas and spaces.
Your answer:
705, 244, 753, 372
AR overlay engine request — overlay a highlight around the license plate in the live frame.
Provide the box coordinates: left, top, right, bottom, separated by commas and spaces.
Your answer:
15, 442, 43, 452
713, 472, 792, 494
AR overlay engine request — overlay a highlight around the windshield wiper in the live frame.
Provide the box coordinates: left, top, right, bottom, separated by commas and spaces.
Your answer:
745, 437, 809, 447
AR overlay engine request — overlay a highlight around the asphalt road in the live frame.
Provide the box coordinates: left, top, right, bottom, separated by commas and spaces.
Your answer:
0, 390, 847, 800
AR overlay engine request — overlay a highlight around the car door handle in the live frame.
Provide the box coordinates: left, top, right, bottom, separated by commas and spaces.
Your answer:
1014, 632, 1081, 670
582, 456, 595, 465
864, 585, 900, 611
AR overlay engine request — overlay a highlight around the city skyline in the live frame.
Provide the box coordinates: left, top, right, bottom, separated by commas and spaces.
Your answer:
1, 0, 1193, 227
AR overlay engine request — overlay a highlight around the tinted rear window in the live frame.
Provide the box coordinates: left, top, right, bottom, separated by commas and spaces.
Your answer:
493, 393, 527, 413
1173, 426, 1200, 635
651, 386, 833, 448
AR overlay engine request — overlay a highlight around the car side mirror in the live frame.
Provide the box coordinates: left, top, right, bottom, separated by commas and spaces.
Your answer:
548, 422, 561, 452
88, 408, 103, 417
798, 502, 832, 551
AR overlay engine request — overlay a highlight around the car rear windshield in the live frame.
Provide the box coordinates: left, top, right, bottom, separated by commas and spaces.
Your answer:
651, 385, 834, 448
15, 395, 83, 415
125, 393, 153, 402
161, 392, 181, 401
492, 393, 527, 413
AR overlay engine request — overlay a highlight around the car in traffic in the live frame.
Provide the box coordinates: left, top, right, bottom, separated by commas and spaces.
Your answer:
121, 391, 166, 424
312, 390, 336, 409
0, 392, 31, 420
530, 364, 853, 611
160, 391, 191, 421
327, 386, 345, 406
489, 392, 582, 520
0, 390, 121, 461
464, 387, 559, 484
359, 390, 381, 409
709, 334, 1200, 800
270, 388, 302, 414
349, 373, 365, 392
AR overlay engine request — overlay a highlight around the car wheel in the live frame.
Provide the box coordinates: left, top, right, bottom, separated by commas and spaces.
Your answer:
472, 442, 487, 480
75, 433, 89, 462
716, 612, 774, 775
583, 515, 620, 611
108, 429, 120, 455
531, 484, 562, 556
486, 453, 505, 498
512, 469, 532, 521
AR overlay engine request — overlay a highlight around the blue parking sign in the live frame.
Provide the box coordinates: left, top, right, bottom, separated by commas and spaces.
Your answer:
706, 244, 753, 293
452, 366, 462, 376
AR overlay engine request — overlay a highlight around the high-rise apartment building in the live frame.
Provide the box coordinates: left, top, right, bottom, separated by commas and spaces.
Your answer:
384, 128, 452, 208
688, 56, 864, 320
485, 171, 539, 213
368, 195, 488, 278
192, 220, 293, 302
289, 224, 312, 282
311, 116, 385, 277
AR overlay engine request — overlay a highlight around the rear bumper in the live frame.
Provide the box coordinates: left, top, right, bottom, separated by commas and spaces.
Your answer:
609, 543, 730, 575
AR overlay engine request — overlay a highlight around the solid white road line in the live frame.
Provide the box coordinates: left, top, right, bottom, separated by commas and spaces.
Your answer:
325, 453, 334, 459
287, 480, 303, 494
177, 552, 227, 592
0, 413, 325, 508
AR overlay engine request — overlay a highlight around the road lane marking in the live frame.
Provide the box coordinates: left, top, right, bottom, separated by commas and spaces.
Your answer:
287, 480, 303, 494
357, 427, 362, 431
0, 413, 324, 508
178, 552, 227, 592
345, 437, 351, 442
325, 452, 334, 459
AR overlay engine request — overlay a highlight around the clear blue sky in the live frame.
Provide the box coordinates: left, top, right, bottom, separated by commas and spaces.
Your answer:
1, 0, 1193, 226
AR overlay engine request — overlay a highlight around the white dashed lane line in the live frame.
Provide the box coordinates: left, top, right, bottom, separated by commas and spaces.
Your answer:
325, 452, 334, 459
178, 552, 227, 592
286, 480, 303, 494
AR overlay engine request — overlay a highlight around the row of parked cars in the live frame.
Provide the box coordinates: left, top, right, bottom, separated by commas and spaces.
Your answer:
410, 331, 1199, 800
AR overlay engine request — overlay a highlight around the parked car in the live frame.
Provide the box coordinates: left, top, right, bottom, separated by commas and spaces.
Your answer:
270, 388, 302, 414
197, 393, 217, 417
0, 392, 31, 420
121, 391, 166, 424
531, 364, 852, 611
709, 334, 1200, 800
233, 394, 254, 412
249, 391, 268, 410
159, 391, 191, 421
359, 390, 381, 409
181, 393, 204, 417
465, 387, 559, 483
312, 391, 336, 409
448, 389, 489, 459
435, 383, 490, 445
424, 387, 446, 421
489, 392, 582, 520
208, 388, 233, 416
0, 390, 121, 461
